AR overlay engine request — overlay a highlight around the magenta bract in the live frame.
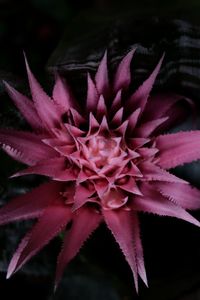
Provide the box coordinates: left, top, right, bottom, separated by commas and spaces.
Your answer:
1, 50, 200, 292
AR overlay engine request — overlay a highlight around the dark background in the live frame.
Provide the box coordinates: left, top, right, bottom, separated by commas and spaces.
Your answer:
1, 1, 200, 300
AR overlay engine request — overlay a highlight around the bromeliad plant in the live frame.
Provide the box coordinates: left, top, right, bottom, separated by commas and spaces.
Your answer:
1, 49, 200, 292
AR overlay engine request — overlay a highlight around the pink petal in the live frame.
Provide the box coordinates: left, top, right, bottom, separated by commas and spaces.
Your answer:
157, 104, 190, 132
114, 120, 129, 137
3, 81, 44, 132
111, 89, 122, 113
153, 181, 200, 210
127, 148, 140, 159
76, 167, 94, 183
128, 138, 150, 149
10, 201, 72, 275
53, 144, 75, 156
111, 107, 124, 126
126, 54, 164, 114
135, 117, 168, 137
95, 51, 109, 96
0, 129, 57, 166
70, 108, 85, 127
65, 124, 85, 138
156, 131, 200, 169
86, 73, 98, 112
55, 207, 102, 288
96, 95, 107, 118
72, 183, 95, 210
1, 144, 28, 164
103, 209, 139, 292
52, 74, 77, 110
7, 230, 31, 279
53, 166, 78, 182
42, 137, 70, 148
137, 147, 158, 159
117, 177, 142, 196
24, 55, 61, 129
50, 128, 73, 143
128, 108, 141, 131
125, 161, 143, 178
0, 181, 62, 225
132, 212, 148, 286
11, 157, 66, 179
143, 93, 190, 120
99, 115, 109, 133
113, 49, 136, 92
93, 178, 109, 198
86, 113, 99, 136
132, 183, 200, 227
139, 162, 187, 184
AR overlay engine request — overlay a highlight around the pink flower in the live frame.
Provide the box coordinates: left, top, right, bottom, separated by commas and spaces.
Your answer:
1, 49, 200, 292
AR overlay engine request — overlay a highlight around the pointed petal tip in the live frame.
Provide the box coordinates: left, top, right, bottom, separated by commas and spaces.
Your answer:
161, 52, 165, 60
23, 53, 38, 89
95, 49, 108, 92
96, 50, 108, 72
155, 52, 165, 72
2, 80, 13, 94
3, 80, 16, 94
9, 173, 18, 179
141, 277, 148, 289
145, 279, 149, 287
2, 79, 46, 132
101, 49, 107, 61
114, 48, 137, 92
2, 81, 19, 101
2, 79, 9, 88
123, 47, 137, 65
126, 51, 165, 114
7, 257, 18, 279
135, 281, 139, 294
128, 47, 137, 56
87, 72, 91, 81
53, 283, 58, 294
23, 52, 33, 83
23, 51, 30, 72
6, 271, 12, 280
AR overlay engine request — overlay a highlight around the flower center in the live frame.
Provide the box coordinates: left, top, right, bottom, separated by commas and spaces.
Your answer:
87, 136, 120, 169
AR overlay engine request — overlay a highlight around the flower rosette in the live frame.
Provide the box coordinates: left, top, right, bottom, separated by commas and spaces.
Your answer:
1, 49, 200, 292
